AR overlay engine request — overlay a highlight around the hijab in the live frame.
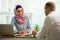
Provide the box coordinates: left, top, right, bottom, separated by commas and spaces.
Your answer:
14, 5, 26, 25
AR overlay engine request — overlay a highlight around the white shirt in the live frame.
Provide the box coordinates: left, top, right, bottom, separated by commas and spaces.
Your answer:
36, 11, 60, 40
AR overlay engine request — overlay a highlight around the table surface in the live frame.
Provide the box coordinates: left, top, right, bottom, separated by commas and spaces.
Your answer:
0, 35, 35, 38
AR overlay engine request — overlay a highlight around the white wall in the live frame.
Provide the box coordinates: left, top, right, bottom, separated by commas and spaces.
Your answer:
0, 0, 60, 30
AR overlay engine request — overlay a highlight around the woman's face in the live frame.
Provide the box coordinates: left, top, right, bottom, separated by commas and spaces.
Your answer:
16, 8, 24, 16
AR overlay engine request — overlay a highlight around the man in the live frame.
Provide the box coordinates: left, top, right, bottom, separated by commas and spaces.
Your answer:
32, 2, 60, 40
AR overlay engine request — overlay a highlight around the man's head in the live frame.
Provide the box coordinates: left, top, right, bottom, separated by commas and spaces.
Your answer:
44, 2, 55, 16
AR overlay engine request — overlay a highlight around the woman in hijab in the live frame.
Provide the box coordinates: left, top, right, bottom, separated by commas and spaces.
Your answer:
11, 5, 31, 34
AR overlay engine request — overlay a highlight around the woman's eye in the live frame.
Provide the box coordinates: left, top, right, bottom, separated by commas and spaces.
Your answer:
17, 10, 23, 13
17, 11, 20, 12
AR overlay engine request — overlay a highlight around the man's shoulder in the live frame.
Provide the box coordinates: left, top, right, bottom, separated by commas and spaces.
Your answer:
46, 16, 51, 19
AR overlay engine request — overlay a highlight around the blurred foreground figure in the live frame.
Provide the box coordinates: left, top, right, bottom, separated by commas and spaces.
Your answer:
32, 2, 60, 40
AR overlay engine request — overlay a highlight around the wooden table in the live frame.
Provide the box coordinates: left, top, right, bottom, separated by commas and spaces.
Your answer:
0, 35, 35, 38
0, 35, 37, 40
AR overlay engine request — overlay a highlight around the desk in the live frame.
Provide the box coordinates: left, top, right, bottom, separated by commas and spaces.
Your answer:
0, 35, 37, 40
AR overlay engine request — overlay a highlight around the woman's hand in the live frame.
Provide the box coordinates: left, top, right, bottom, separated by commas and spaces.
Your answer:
19, 31, 26, 34
18, 31, 30, 36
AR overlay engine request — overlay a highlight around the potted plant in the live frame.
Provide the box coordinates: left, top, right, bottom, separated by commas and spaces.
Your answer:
34, 24, 40, 32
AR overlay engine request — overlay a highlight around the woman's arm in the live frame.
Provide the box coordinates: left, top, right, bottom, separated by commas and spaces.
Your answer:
11, 17, 18, 33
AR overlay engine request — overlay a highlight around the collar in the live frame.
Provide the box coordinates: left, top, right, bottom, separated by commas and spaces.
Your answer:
47, 11, 57, 16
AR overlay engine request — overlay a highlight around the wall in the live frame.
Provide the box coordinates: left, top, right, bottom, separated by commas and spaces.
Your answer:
0, 0, 60, 30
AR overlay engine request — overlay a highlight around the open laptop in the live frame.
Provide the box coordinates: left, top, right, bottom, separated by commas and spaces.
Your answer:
0, 24, 14, 36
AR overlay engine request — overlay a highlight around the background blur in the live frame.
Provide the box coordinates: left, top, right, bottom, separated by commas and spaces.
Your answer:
0, 0, 60, 31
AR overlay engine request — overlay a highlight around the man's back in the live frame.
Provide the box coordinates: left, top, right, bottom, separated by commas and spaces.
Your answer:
36, 11, 60, 40
46, 11, 60, 40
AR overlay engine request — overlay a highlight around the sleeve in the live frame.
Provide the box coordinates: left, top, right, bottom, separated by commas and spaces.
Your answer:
26, 16, 31, 32
36, 17, 54, 40
11, 17, 18, 33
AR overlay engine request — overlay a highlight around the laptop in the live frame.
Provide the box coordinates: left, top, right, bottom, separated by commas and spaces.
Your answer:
0, 24, 14, 36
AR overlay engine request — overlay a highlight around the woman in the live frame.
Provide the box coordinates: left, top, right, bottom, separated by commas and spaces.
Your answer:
11, 5, 31, 34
